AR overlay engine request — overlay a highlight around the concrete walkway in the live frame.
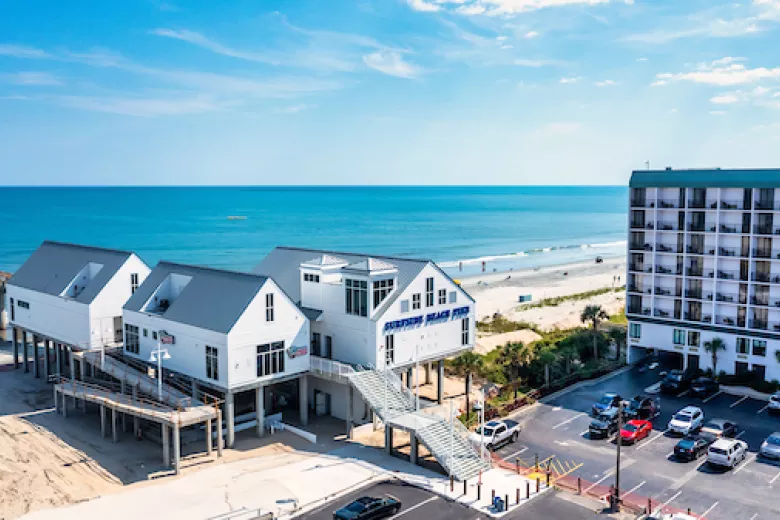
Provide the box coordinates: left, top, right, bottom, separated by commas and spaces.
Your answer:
21, 444, 548, 520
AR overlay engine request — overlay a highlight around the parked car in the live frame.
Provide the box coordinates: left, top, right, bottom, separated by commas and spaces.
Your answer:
470, 419, 520, 450
707, 438, 748, 469
760, 432, 780, 460
625, 395, 659, 420
769, 392, 780, 415
333, 496, 401, 520
699, 419, 739, 443
620, 419, 652, 444
660, 369, 697, 394
589, 408, 620, 439
689, 377, 720, 398
668, 406, 704, 435
592, 392, 624, 416
673, 435, 712, 461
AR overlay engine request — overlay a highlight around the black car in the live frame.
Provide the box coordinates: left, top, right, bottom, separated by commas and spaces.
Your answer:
625, 395, 658, 420
699, 419, 740, 443
660, 369, 697, 394
673, 435, 712, 461
690, 377, 720, 398
589, 408, 620, 439
333, 496, 401, 520
592, 392, 623, 416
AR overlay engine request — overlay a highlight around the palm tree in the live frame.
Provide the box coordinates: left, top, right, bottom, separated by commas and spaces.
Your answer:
498, 342, 535, 397
608, 327, 627, 361
703, 337, 726, 377
581, 305, 609, 360
451, 352, 484, 421
536, 347, 558, 388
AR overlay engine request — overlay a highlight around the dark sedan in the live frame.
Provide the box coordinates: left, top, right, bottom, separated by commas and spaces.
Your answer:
660, 369, 696, 394
589, 409, 620, 439
674, 435, 711, 461
699, 419, 739, 442
333, 496, 401, 520
625, 395, 658, 420
690, 377, 720, 398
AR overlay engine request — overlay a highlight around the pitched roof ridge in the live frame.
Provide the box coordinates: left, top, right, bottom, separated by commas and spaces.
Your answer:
157, 261, 267, 280
274, 246, 430, 264
42, 240, 133, 257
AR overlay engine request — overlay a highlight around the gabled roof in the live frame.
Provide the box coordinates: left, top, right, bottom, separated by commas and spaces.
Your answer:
124, 261, 270, 334
630, 168, 780, 188
7, 241, 136, 304
344, 258, 397, 272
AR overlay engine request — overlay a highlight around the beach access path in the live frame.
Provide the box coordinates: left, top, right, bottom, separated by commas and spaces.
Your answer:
463, 257, 626, 331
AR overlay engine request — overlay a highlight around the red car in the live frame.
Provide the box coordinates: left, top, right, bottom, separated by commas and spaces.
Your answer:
620, 420, 652, 444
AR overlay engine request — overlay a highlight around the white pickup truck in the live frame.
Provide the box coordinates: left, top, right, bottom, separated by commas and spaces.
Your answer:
469, 419, 520, 451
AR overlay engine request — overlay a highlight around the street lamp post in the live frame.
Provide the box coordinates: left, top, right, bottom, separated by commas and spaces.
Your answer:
614, 400, 623, 512
149, 336, 171, 402
474, 394, 485, 462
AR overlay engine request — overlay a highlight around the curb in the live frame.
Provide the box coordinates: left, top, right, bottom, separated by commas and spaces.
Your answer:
539, 364, 635, 404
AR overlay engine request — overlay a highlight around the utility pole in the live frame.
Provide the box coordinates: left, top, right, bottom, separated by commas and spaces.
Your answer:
614, 400, 623, 511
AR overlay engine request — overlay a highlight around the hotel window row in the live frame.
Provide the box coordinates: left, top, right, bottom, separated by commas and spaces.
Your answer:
400, 286, 458, 314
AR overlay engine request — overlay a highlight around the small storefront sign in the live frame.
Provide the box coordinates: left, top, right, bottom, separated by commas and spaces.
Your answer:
288, 345, 308, 359
383, 305, 471, 333
159, 331, 175, 345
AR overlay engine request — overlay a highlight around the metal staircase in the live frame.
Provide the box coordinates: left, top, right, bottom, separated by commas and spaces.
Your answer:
346, 367, 490, 481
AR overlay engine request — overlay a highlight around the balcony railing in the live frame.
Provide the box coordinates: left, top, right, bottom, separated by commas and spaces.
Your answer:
629, 242, 651, 252
657, 222, 676, 231
716, 316, 739, 327
720, 224, 739, 234
687, 268, 703, 277
627, 285, 645, 294
654, 309, 671, 318
715, 293, 746, 304
751, 273, 780, 283
628, 264, 645, 273
754, 201, 777, 211
719, 247, 737, 257
657, 244, 676, 253
750, 320, 769, 330
630, 221, 647, 230
687, 246, 704, 255
718, 200, 741, 210
656, 266, 680, 275
630, 199, 651, 208
688, 200, 707, 209
687, 224, 706, 232
658, 200, 678, 209
749, 296, 780, 307
753, 225, 780, 236
717, 270, 737, 280
627, 307, 652, 316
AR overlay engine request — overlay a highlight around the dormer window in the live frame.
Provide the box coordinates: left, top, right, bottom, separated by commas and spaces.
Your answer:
304, 273, 320, 283
373, 279, 394, 309
142, 273, 192, 314
61, 262, 104, 299
345, 279, 368, 317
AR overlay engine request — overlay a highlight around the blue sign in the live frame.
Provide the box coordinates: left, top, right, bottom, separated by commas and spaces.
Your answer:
383, 306, 470, 333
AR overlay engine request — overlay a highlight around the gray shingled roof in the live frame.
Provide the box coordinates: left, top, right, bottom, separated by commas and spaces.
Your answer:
124, 262, 269, 334
8, 241, 136, 304
253, 247, 455, 319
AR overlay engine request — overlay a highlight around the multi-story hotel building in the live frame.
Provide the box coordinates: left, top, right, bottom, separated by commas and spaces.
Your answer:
626, 168, 780, 383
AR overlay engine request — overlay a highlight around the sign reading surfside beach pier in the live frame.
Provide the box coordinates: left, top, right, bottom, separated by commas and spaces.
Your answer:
383, 306, 470, 333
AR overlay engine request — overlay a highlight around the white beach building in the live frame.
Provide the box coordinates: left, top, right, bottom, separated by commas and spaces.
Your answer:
626, 168, 780, 382
121, 261, 311, 448
5, 241, 150, 379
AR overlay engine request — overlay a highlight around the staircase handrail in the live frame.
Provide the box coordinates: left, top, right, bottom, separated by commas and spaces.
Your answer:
310, 356, 358, 379
384, 367, 417, 408
419, 406, 492, 468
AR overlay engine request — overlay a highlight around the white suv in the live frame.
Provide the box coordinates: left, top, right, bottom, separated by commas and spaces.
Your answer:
668, 406, 704, 435
707, 438, 748, 469
769, 392, 780, 414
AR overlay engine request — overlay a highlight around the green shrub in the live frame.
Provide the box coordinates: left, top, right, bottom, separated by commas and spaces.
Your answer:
516, 286, 624, 311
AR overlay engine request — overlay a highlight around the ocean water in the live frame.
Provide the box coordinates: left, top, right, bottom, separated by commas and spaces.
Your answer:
0, 186, 628, 276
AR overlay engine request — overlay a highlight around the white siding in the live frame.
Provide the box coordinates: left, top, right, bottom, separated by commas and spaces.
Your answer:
6, 285, 91, 347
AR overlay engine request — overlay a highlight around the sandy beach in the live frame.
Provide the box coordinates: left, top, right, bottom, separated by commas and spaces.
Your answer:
462, 256, 626, 332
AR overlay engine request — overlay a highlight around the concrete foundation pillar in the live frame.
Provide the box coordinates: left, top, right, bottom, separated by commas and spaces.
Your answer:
33, 335, 40, 378
79, 357, 86, 381
410, 435, 418, 465
100, 405, 107, 438
425, 363, 432, 385
44, 340, 51, 380
206, 419, 213, 455
373, 412, 379, 431
225, 392, 235, 448
120, 381, 127, 432
191, 380, 199, 401
132, 385, 140, 436
23, 331, 29, 373
256, 386, 265, 437
12, 327, 19, 369
385, 426, 393, 454
406, 368, 413, 389
162, 424, 170, 466
111, 408, 118, 443
172, 424, 181, 474
62, 390, 68, 418
346, 385, 354, 439
216, 408, 224, 458
299, 375, 308, 427
55, 342, 62, 378
53, 386, 59, 414
437, 360, 444, 404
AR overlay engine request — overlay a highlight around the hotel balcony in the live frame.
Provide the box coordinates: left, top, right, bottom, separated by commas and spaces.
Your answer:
718, 200, 743, 210
686, 223, 710, 232
653, 309, 674, 318
655, 266, 680, 275
686, 268, 715, 278
688, 199, 707, 209
627, 306, 652, 316
720, 224, 739, 234
657, 244, 679, 253
654, 286, 682, 297
630, 199, 655, 208
751, 273, 780, 283
685, 290, 713, 301
627, 284, 646, 294
754, 201, 778, 211
685, 313, 712, 324
750, 296, 780, 308
715, 292, 746, 304
629, 242, 652, 252
657, 199, 679, 209
717, 270, 738, 280
716, 316, 744, 327
752, 249, 780, 260
687, 245, 704, 255
719, 247, 739, 257
628, 263, 648, 273
656, 222, 677, 231
753, 225, 780, 236
630, 221, 650, 230
750, 319, 769, 330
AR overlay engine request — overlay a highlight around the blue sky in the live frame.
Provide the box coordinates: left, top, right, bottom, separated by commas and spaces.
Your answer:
1, 0, 779, 185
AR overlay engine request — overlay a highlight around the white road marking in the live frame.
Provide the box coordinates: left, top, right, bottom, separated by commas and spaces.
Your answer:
389, 497, 438, 519
580, 429, 590, 437
733, 453, 757, 474
757, 404, 770, 415
637, 429, 669, 450
677, 390, 690, 398
748, 514, 758, 520
701, 501, 719, 518
552, 413, 586, 429
554, 440, 571, 447
730, 395, 749, 408
659, 490, 683, 509
736, 430, 746, 439
702, 390, 722, 403
504, 447, 528, 459
770, 470, 780, 485
624, 480, 646, 496
667, 451, 675, 458
552, 406, 562, 412
584, 472, 612, 493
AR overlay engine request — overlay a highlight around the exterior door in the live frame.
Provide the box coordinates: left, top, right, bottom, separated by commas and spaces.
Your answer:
687, 354, 700, 371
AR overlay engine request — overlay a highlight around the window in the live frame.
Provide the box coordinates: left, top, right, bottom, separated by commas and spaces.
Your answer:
9, 298, 13, 321
17, 300, 29, 309
325, 335, 332, 358
629, 323, 641, 339
385, 334, 394, 365
400, 300, 410, 313
449, 291, 457, 304
425, 277, 434, 307
206, 346, 219, 380
131, 273, 139, 294
311, 332, 321, 356
673, 329, 685, 345
266, 293, 274, 321
438, 289, 446, 305
372, 279, 394, 309
753, 340, 767, 357
412, 293, 421, 310
143, 328, 148, 337
345, 279, 368, 317
152, 331, 157, 340
688, 331, 700, 347
124, 324, 139, 354
304, 273, 320, 283
461, 318, 470, 345
736, 338, 749, 354
257, 341, 285, 377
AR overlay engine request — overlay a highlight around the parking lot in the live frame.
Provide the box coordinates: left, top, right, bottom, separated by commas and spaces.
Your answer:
498, 364, 780, 520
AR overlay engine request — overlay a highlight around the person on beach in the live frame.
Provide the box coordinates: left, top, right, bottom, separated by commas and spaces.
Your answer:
459, 261, 463, 272
482, 261, 486, 272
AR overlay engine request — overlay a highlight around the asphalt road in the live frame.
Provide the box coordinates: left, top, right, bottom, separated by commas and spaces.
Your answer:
497, 362, 780, 520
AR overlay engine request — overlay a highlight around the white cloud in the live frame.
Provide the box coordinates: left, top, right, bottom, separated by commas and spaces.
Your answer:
500, 44, 514, 49
651, 79, 668, 87
559, 76, 581, 84
656, 58, 780, 86
457, 4, 487, 14
524, 31, 539, 38
595, 79, 618, 86
0, 44, 51, 59
709, 110, 726, 115
363, 51, 422, 79
636, 57, 648, 62
711, 93, 741, 104
514, 59, 558, 67
275, 103, 317, 114
496, 36, 508, 41
56, 94, 221, 117
1, 71, 62, 86
407, 0, 441, 11
668, 108, 678, 113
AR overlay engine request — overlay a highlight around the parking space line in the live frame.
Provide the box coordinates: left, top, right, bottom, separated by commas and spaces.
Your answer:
504, 447, 528, 460
659, 490, 682, 509
730, 395, 749, 408
748, 514, 758, 520
584, 472, 612, 493
702, 390, 722, 404
677, 390, 690, 398
701, 501, 719, 518
624, 480, 646, 496
552, 413, 586, 430
736, 430, 745, 439
579, 429, 590, 437
733, 453, 757, 474
389, 497, 437, 519
637, 429, 669, 450
757, 404, 770, 415
770, 470, 780, 485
